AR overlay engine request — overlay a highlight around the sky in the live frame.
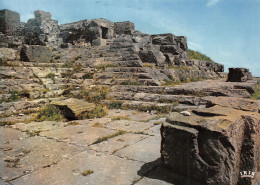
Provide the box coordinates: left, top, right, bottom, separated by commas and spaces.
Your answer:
1, 0, 260, 76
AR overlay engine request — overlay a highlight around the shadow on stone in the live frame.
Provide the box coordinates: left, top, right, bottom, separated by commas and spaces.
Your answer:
137, 158, 203, 185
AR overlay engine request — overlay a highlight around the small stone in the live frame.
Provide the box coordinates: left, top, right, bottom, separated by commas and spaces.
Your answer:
180, 111, 191, 116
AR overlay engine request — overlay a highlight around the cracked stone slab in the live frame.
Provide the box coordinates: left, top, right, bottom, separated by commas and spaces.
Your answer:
40, 125, 116, 146
0, 127, 26, 144
104, 120, 154, 133
0, 136, 85, 182
11, 150, 147, 185
11, 121, 67, 133
115, 136, 161, 163
90, 133, 148, 154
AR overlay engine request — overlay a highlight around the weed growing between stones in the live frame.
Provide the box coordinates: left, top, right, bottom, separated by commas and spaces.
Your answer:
162, 79, 181, 86
65, 121, 81, 127
143, 63, 154, 68
82, 72, 94, 79
34, 104, 66, 122
45, 72, 56, 83
92, 130, 126, 144
108, 101, 123, 109
25, 130, 41, 137
81, 170, 94, 176
251, 81, 260, 100
81, 105, 107, 119
77, 86, 110, 104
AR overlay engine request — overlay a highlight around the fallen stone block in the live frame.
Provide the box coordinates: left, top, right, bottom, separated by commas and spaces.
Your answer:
51, 98, 95, 120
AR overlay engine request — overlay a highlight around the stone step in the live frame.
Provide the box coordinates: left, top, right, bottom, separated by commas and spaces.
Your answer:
104, 67, 148, 73
94, 72, 152, 80
103, 100, 174, 113
111, 85, 166, 94
96, 78, 160, 86
107, 92, 208, 106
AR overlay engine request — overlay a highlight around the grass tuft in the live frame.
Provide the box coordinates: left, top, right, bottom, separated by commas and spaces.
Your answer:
81, 170, 94, 176
92, 130, 126, 145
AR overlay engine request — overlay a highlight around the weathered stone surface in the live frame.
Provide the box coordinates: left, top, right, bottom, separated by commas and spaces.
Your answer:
114, 21, 135, 35
20, 45, 52, 62
104, 119, 154, 133
0, 136, 84, 181
51, 98, 95, 120
227, 67, 252, 82
115, 136, 161, 163
40, 125, 116, 146
0, 9, 20, 35
24, 10, 62, 47
0, 48, 17, 61
161, 105, 260, 185
10, 151, 145, 185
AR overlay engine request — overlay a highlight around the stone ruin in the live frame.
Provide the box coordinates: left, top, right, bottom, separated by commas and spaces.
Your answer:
0, 9, 224, 83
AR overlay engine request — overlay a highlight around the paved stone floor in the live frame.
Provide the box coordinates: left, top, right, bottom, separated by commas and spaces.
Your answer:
0, 109, 179, 185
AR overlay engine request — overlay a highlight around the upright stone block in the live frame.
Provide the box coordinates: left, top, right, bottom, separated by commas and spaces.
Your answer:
114, 21, 135, 35
0, 9, 20, 35
227, 68, 252, 82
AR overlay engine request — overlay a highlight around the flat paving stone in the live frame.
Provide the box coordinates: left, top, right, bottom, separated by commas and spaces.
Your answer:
11, 150, 147, 185
104, 120, 154, 133
40, 125, 116, 146
90, 133, 148, 154
115, 136, 161, 163
12, 121, 67, 132
0, 127, 25, 144
0, 136, 84, 182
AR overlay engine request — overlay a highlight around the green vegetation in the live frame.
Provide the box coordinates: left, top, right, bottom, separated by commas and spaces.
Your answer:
251, 81, 260, 100
45, 72, 56, 82
170, 65, 194, 70
82, 72, 94, 79
0, 90, 30, 103
81, 105, 107, 119
108, 101, 123, 109
25, 130, 41, 137
65, 121, 81, 127
92, 130, 126, 144
143, 63, 154, 68
81, 170, 94, 176
77, 86, 110, 104
188, 49, 214, 63
162, 79, 181, 86
96, 63, 118, 71
35, 104, 66, 122
62, 61, 74, 68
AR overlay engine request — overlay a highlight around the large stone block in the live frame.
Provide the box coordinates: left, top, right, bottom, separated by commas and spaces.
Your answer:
114, 21, 135, 35
227, 68, 252, 82
51, 98, 96, 120
161, 105, 260, 185
24, 10, 61, 47
20, 45, 52, 62
0, 9, 20, 35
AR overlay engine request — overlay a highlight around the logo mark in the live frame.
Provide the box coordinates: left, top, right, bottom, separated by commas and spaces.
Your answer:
240, 171, 255, 178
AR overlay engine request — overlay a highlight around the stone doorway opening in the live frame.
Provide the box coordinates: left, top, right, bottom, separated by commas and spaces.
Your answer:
101, 26, 109, 39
